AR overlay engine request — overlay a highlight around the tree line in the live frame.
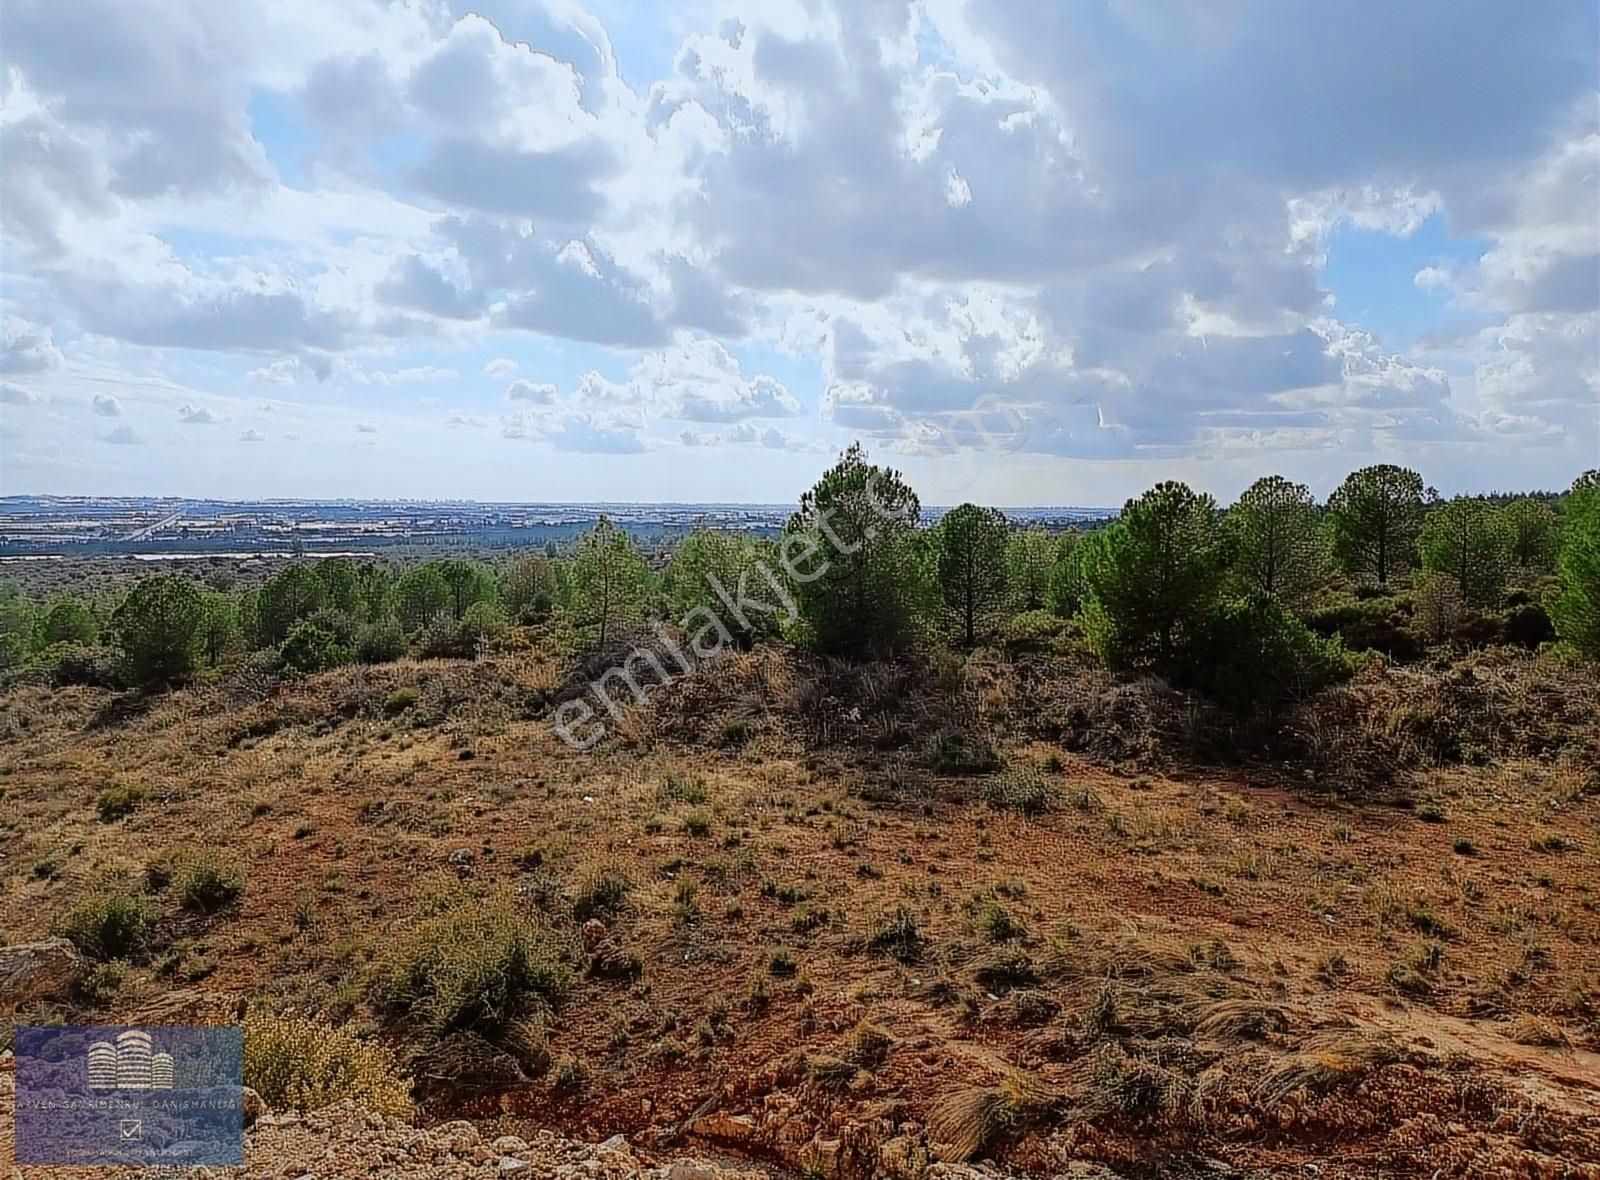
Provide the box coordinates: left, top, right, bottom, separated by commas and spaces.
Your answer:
1, 452, 1595, 705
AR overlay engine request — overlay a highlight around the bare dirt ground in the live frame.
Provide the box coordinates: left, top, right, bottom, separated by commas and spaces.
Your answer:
2, 645, 1598, 1176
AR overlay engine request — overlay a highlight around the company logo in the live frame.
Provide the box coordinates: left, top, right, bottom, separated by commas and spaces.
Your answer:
15, 1025, 243, 1166
87, 1029, 176, 1090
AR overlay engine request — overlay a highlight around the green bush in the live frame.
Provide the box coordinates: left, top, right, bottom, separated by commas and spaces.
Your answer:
1183, 596, 1352, 712
356, 617, 408, 664
96, 784, 147, 821
41, 597, 100, 645
572, 864, 632, 920
44, 642, 121, 687
459, 600, 509, 649
983, 766, 1058, 815
172, 853, 245, 914
1001, 609, 1067, 655
1303, 593, 1423, 661
377, 893, 569, 1035
279, 622, 353, 673
54, 891, 154, 960
382, 687, 419, 715
414, 611, 468, 658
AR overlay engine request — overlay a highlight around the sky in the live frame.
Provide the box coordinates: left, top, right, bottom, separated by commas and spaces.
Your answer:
1, 0, 1597, 507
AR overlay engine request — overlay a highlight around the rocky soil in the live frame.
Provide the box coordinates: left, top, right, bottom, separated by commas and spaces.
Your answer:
4, 1055, 1108, 1179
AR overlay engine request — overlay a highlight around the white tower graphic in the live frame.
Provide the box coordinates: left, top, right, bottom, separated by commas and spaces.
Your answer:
87, 1041, 118, 1089
86, 1031, 174, 1091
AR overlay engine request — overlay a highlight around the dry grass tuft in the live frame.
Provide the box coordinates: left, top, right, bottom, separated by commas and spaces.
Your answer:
1191, 997, 1292, 1043
928, 1071, 1066, 1162
1251, 1030, 1408, 1107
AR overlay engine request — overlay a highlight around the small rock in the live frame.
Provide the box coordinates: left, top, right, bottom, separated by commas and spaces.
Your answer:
448, 848, 476, 874
491, 1135, 529, 1154
498, 1156, 531, 1175
666, 1163, 723, 1180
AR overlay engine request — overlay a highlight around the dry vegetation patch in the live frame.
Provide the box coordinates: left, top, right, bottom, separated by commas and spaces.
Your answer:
3, 641, 1598, 1176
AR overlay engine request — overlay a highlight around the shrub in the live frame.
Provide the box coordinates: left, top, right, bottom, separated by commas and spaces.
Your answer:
244, 1012, 412, 1116
1181, 595, 1352, 712
459, 600, 509, 650
41, 596, 100, 645
173, 853, 245, 914
279, 622, 352, 673
1302, 593, 1423, 661
1001, 609, 1067, 655
658, 771, 708, 805
356, 617, 407, 664
47, 642, 122, 687
866, 905, 923, 964
377, 893, 569, 1035
382, 687, 419, 715
414, 610, 467, 658
96, 784, 147, 821
983, 766, 1057, 815
571, 863, 632, 921
54, 891, 154, 960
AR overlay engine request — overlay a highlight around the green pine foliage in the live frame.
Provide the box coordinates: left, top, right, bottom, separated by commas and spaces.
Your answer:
1079, 481, 1226, 670
1223, 475, 1327, 605
112, 575, 206, 689
934, 504, 1010, 646
1418, 498, 1514, 609
569, 517, 654, 650
1551, 477, 1600, 659
784, 443, 926, 658
1327, 464, 1426, 588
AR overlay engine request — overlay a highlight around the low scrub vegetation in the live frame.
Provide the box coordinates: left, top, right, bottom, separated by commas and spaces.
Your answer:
376, 889, 570, 1036
243, 1011, 412, 1117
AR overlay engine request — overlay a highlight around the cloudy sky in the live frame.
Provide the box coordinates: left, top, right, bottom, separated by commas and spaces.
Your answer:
1, 0, 1596, 505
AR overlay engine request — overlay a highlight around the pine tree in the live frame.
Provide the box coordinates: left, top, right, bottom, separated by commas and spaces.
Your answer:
1224, 475, 1327, 605
1080, 481, 1225, 668
570, 517, 653, 651
933, 504, 1009, 646
1327, 464, 1426, 588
